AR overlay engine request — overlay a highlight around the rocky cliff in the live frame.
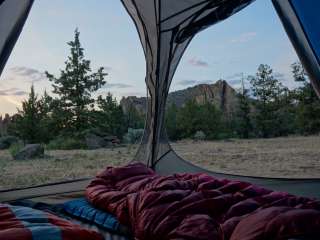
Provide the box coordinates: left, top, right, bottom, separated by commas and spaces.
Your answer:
120, 80, 239, 116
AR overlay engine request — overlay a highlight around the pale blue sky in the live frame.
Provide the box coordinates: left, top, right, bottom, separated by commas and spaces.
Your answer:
0, 0, 300, 115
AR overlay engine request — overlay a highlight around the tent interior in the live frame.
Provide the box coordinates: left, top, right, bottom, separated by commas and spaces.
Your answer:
0, 0, 320, 239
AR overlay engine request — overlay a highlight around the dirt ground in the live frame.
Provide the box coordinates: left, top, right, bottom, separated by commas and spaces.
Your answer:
0, 136, 319, 190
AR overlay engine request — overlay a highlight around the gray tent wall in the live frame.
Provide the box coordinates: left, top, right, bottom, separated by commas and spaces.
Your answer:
0, 0, 320, 202
121, 0, 255, 167
0, 0, 34, 76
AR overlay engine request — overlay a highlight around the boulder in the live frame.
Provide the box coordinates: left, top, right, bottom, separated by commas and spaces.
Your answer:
14, 144, 44, 160
85, 133, 120, 149
103, 136, 120, 145
85, 133, 108, 149
0, 136, 19, 150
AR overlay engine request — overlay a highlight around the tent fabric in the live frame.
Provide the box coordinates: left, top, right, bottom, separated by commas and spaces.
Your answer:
155, 150, 320, 199
0, 0, 33, 76
120, 0, 320, 200
272, 0, 320, 98
121, 0, 255, 167
0, 179, 91, 203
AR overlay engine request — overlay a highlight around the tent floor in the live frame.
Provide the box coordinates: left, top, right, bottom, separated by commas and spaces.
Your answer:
155, 151, 320, 199
1, 157, 320, 202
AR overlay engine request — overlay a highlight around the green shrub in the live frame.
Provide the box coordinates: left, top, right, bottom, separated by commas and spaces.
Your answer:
46, 137, 86, 150
193, 131, 206, 141
9, 142, 24, 157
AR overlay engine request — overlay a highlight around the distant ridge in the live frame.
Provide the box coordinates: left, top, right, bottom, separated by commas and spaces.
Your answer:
120, 80, 239, 116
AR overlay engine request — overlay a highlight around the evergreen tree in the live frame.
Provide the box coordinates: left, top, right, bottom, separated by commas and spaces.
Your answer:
291, 61, 320, 134
165, 103, 181, 140
236, 78, 252, 138
249, 64, 286, 137
124, 105, 145, 130
45, 29, 107, 133
14, 85, 46, 143
176, 100, 222, 139
93, 93, 126, 138
197, 102, 222, 139
176, 99, 199, 138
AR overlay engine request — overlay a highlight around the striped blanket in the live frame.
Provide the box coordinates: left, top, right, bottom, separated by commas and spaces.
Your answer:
0, 203, 103, 240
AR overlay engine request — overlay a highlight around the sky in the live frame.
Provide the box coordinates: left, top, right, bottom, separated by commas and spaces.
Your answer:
0, 0, 300, 115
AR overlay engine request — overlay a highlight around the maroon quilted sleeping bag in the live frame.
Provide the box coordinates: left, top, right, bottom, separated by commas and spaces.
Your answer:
86, 162, 320, 240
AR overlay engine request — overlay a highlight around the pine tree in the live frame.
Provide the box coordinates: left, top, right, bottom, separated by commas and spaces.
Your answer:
45, 29, 107, 133
249, 64, 285, 137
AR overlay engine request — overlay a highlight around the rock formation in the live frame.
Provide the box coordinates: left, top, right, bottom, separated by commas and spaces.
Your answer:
120, 80, 239, 116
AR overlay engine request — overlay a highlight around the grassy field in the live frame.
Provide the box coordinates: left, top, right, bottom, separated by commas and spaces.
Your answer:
0, 136, 320, 190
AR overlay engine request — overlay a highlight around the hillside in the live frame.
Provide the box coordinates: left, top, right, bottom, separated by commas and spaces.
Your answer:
120, 80, 239, 116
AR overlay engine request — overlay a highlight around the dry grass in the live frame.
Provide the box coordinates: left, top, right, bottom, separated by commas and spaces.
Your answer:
0, 146, 137, 190
173, 136, 320, 178
0, 136, 319, 190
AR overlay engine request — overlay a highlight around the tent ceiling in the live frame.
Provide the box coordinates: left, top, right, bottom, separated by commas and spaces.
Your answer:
272, 0, 320, 98
0, 0, 33, 76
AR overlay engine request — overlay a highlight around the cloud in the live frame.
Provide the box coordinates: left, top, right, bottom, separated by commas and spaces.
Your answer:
224, 72, 243, 80
177, 79, 212, 87
188, 57, 209, 67
0, 88, 28, 96
122, 91, 146, 97
228, 79, 242, 85
231, 32, 257, 43
177, 80, 197, 86
274, 72, 286, 81
104, 83, 133, 89
10, 66, 46, 83
104, 66, 113, 71
14, 90, 29, 96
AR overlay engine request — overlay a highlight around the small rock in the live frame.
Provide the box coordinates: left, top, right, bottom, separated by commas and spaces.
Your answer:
14, 144, 44, 160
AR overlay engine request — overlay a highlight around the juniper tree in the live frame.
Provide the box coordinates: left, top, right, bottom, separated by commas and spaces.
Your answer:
45, 29, 107, 133
93, 93, 126, 138
14, 85, 46, 143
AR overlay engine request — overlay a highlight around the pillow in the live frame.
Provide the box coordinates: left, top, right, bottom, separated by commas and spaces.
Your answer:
63, 198, 131, 236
